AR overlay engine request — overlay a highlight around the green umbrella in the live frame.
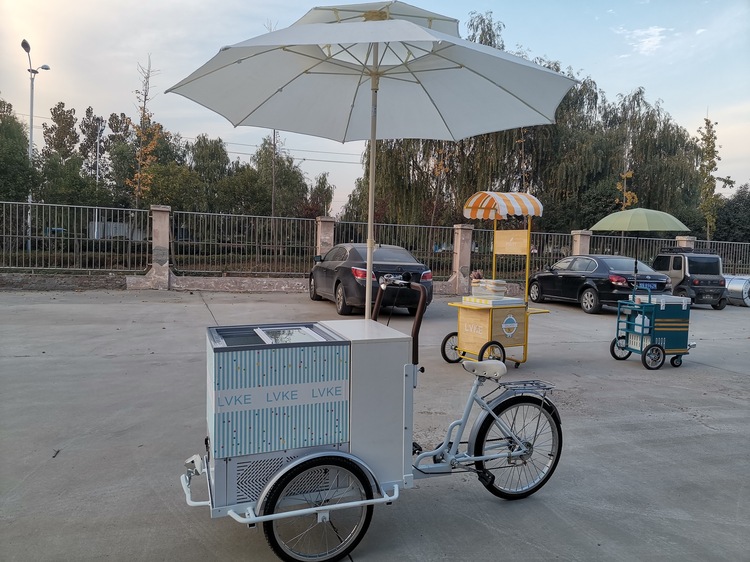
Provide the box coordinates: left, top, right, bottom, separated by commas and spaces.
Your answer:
589, 208, 690, 232
590, 208, 690, 294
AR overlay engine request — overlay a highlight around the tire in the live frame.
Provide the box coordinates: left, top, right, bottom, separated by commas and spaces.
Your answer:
670, 355, 683, 368
441, 332, 462, 363
610, 336, 631, 360
528, 281, 543, 303
642, 344, 665, 370
263, 456, 373, 562
479, 341, 505, 363
580, 288, 601, 314
407, 306, 419, 317
309, 275, 322, 301
335, 283, 352, 315
711, 299, 727, 310
472, 396, 562, 500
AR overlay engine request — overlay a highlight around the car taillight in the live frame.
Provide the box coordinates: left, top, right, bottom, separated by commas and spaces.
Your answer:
609, 274, 628, 287
692, 278, 700, 285
720, 279, 725, 286
351, 267, 375, 281
421, 270, 433, 281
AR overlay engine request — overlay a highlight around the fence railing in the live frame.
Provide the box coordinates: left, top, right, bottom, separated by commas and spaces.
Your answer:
0, 201, 150, 272
3, 201, 749, 279
334, 221, 455, 280
171, 211, 317, 276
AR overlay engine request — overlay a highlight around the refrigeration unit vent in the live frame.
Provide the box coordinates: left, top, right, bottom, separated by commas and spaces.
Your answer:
236, 454, 299, 503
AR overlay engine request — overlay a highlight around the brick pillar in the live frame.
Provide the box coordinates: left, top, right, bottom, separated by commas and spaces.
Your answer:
446, 224, 474, 295
571, 230, 592, 255
675, 236, 696, 249
316, 216, 335, 256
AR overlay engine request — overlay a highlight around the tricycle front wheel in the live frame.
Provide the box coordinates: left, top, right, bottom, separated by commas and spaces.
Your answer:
472, 396, 562, 500
610, 336, 631, 360
440, 332, 462, 363
263, 456, 373, 562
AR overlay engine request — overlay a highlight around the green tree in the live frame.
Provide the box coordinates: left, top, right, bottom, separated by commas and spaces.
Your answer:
300, 173, 335, 218
41, 102, 79, 161
144, 161, 204, 211
697, 118, 734, 240
714, 183, 750, 243
78, 107, 108, 181
188, 134, 230, 212
251, 136, 307, 217
0, 101, 34, 202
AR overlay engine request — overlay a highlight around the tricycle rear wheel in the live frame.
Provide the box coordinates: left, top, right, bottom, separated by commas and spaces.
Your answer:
263, 456, 373, 562
642, 344, 666, 370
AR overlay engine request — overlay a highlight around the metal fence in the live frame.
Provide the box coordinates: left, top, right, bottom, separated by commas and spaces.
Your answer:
335, 221, 455, 280
171, 211, 317, 276
3, 201, 749, 279
695, 239, 750, 275
0, 201, 150, 272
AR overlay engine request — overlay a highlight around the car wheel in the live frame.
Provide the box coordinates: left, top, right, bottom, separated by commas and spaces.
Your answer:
529, 281, 543, 303
711, 299, 727, 310
580, 288, 601, 314
335, 283, 352, 315
309, 275, 322, 301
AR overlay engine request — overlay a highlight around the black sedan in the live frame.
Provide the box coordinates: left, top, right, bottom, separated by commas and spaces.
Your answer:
528, 255, 672, 314
309, 243, 433, 315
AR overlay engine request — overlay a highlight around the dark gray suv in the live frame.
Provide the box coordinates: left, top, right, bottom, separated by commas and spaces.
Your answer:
652, 249, 728, 309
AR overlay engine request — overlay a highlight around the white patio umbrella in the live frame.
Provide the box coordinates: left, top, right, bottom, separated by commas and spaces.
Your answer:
167, 2, 576, 318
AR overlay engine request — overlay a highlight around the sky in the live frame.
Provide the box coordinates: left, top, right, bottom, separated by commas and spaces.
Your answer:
1, 0, 748, 215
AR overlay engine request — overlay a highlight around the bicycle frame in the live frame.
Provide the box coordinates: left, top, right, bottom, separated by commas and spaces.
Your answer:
412, 374, 555, 478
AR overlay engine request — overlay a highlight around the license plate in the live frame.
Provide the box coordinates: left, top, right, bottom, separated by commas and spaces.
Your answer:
639, 282, 657, 290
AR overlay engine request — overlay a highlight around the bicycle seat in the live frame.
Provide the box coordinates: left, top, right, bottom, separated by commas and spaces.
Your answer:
462, 360, 507, 379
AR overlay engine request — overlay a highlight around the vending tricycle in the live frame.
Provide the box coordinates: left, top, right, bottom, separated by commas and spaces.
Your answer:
442, 192, 549, 368
181, 276, 563, 562
609, 291, 695, 369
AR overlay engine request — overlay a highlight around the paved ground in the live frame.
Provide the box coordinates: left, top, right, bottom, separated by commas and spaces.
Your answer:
1, 290, 748, 562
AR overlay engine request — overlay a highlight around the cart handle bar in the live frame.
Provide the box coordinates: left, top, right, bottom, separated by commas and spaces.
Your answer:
372, 274, 428, 365
225, 484, 400, 525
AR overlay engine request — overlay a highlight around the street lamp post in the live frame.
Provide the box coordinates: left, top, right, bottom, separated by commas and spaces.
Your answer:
21, 39, 50, 252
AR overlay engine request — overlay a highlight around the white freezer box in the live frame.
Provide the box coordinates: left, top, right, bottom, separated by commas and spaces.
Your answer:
205, 320, 412, 515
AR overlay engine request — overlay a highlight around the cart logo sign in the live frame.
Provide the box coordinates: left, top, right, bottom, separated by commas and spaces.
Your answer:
502, 314, 518, 337
215, 381, 349, 413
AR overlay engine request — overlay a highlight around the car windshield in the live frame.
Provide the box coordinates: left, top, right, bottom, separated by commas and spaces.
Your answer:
688, 256, 721, 275
601, 257, 656, 274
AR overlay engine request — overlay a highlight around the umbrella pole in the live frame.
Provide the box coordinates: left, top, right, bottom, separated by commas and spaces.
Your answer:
525, 217, 532, 303
365, 43, 379, 320
492, 218, 497, 280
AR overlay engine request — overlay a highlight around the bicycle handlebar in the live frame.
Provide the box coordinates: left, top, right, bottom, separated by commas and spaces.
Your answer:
372, 274, 428, 366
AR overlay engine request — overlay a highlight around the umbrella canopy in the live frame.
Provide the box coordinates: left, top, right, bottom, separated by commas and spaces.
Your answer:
590, 207, 690, 286
589, 208, 690, 233
463, 191, 544, 220
167, 2, 576, 317
292, 1, 461, 36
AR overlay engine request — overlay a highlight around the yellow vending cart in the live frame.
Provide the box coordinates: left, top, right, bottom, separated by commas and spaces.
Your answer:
441, 192, 548, 368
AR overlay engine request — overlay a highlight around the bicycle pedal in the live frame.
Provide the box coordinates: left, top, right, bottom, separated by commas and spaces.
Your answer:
412, 442, 423, 455
477, 470, 495, 487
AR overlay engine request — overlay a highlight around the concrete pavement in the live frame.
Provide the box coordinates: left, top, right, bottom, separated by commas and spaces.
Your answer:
1, 290, 748, 561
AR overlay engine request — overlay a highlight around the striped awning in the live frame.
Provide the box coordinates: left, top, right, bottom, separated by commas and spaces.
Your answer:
463, 191, 543, 220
